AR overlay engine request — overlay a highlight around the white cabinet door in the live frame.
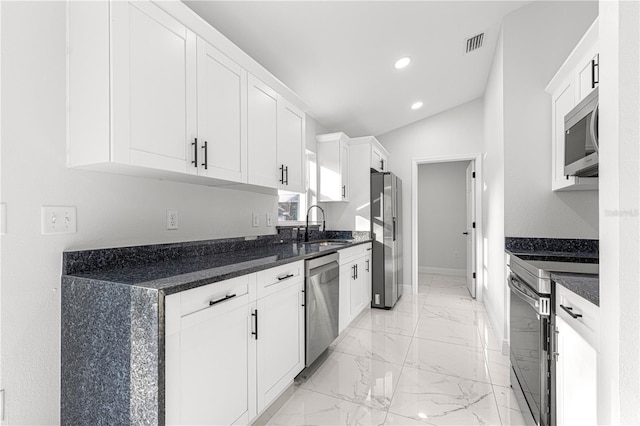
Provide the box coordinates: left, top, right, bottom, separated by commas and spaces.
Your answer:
577, 51, 599, 104
340, 141, 350, 201
111, 0, 196, 173
317, 132, 350, 202
277, 98, 306, 193
363, 253, 372, 305
248, 75, 279, 188
371, 147, 388, 172
555, 315, 598, 426
349, 261, 362, 318
196, 37, 247, 182
166, 294, 251, 426
256, 280, 305, 412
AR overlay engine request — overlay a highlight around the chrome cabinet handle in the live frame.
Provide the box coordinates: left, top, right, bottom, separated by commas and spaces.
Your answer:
560, 304, 582, 319
209, 293, 236, 306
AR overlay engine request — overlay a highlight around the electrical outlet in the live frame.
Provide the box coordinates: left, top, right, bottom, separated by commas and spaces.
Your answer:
266, 212, 272, 227
41, 206, 77, 235
166, 210, 178, 230
252, 212, 259, 227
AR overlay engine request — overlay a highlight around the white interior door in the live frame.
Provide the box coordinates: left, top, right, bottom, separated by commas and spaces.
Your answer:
465, 162, 476, 298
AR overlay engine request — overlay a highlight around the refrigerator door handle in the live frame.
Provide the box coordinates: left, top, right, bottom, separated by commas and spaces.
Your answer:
392, 217, 397, 241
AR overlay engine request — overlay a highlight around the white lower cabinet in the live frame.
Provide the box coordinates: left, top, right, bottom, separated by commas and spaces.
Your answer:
256, 278, 305, 412
554, 283, 599, 426
338, 244, 372, 333
165, 261, 305, 425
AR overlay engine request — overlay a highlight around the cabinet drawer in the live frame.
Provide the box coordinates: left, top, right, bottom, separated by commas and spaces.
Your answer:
555, 283, 599, 349
257, 261, 303, 298
177, 274, 251, 318
339, 243, 371, 264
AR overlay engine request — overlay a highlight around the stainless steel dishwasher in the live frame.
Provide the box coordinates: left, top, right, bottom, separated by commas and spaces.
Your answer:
304, 252, 340, 367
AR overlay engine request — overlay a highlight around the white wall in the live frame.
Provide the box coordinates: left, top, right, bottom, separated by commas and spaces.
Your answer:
482, 28, 507, 348
481, 0, 599, 352
377, 98, 484, 287
0, 2, 283, 423
598, 1, 640, 424
417, 161, 468, 273
503, 1, 599, 238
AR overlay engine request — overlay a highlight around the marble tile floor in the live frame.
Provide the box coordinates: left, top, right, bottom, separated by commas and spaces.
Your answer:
265, 273, 526, 426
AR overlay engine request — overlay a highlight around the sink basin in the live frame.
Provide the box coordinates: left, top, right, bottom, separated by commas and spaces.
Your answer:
303, 240, 351, 246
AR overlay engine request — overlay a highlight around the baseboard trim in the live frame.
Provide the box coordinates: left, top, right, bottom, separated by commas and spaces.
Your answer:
418, 266, 466, 277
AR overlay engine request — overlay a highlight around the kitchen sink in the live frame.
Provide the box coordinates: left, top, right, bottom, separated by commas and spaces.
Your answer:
303, 240, 351, 246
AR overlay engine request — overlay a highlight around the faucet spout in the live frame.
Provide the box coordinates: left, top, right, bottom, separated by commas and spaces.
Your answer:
305, 205, 326, 242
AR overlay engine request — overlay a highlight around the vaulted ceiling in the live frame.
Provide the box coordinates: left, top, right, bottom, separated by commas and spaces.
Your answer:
184, 1, 530, 137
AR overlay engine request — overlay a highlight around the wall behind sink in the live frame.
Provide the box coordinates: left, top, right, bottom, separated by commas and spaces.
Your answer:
0, 2, 323, 423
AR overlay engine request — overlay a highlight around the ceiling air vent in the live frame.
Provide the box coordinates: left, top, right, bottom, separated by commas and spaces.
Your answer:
465, 33, 484, 53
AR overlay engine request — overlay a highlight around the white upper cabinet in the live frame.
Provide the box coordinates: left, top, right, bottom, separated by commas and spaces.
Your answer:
317, 132, 350, 202
546, 18, 598, 191
370, 139, 389, 172
195, 37, 247, 183
69, 0, 197, 173
68, 0, 306, 189
247, 75, 306, 192
247, 75, 279, 188
277, 98, 306, 193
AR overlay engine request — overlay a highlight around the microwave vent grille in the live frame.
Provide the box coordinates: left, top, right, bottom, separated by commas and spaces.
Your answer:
465, 33, 484, 53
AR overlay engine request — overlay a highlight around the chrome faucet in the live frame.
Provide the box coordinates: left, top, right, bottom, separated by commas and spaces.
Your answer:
305, 205, 326, 242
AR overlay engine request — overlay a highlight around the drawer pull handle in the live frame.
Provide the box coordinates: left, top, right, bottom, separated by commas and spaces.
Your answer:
209, 293, 237, 306
560, 304, 582, 319
277, 273, 295, 281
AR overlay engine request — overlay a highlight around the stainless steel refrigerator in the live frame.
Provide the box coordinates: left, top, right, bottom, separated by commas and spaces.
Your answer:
370, 172, 403, 309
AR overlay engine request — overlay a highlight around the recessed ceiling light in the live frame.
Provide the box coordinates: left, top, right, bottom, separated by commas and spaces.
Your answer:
394, 57, 411, 69
411, 101, 423, 110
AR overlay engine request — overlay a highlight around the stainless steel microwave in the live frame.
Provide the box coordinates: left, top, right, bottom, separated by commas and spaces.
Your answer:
564, 87, 599, 177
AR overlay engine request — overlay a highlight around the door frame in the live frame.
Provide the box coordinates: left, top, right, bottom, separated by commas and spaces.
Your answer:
411, 153, 484, 300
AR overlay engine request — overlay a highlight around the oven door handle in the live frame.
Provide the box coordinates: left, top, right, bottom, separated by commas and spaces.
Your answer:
508, 274, 550, 316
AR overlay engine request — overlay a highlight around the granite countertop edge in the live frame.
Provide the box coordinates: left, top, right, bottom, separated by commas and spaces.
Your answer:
551, 272, 600, 307
62, 239, 373, 296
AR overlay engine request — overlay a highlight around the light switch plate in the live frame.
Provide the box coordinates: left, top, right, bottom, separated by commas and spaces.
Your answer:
266, 212, 272, 227
252, 213, 259, 227
41, 206, 77, 235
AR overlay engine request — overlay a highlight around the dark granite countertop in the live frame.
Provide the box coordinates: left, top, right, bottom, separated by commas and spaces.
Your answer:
552, 272, 600, 306
64, 239, 371, 295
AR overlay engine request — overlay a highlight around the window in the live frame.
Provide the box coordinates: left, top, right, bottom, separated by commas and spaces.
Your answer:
278, 192, 306, 221
278, 150, 318, 224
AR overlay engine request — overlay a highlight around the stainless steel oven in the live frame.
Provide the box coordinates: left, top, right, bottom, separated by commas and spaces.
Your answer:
508, 268, 552, 426
508, 255, 599, 426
